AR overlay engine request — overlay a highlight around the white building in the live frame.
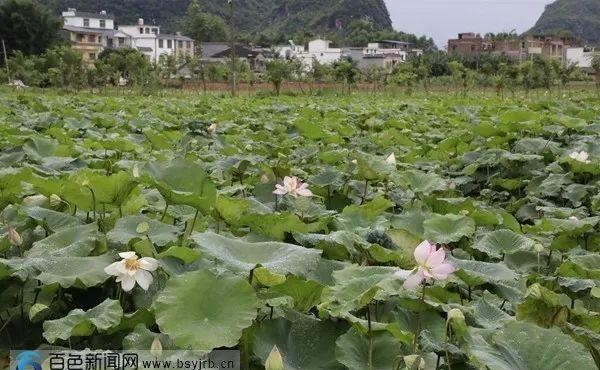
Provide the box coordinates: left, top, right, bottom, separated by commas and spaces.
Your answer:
118, 19, 195, 63
567, 47, 597, 73
62, 8, 114, 29
60, 9, 132, 61
274, 39, 343, 70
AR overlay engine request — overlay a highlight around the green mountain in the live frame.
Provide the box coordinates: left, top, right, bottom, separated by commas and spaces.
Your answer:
40, 0, 392, 35
529, 0, 600, 45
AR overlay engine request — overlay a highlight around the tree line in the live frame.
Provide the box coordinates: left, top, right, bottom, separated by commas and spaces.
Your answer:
1, 0, 599, 95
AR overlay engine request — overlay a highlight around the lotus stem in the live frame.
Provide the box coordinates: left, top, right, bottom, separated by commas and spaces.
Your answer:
413, 283, 426, 353
161, 203, 169, 221
367, 304, 373, 370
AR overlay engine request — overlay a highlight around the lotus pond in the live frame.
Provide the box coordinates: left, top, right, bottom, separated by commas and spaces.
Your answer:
0, 89, 599, 369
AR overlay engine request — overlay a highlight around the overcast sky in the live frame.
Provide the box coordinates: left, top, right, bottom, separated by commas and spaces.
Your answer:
385, 0, 555, 49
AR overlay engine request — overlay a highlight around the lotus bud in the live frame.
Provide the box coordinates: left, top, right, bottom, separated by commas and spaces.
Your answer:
351, 159, 358, 164
49, 194, 62, 207
447, 308, 467, 339
207, 123, 217, 134
7, 225, 22, 246
133, 164, 140, 178
403, 355, 425, 369
136, 222, 150, 234
265, 345, 284, 370
81, 179, 91, 187
533, 243, 544, 253
568, 215, 578, 221
150, 337, 163, 358
22, 194, 49, 207
385, 153, 396, 166
260, 173, 270, 184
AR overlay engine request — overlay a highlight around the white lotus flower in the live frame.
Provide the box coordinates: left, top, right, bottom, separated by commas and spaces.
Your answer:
104, 252, 158, 292
207, 123, 217, 134
385, 153, 396, 165
273, 176, 313, 198
569, 216, 579, 221
569, 151, 591, 164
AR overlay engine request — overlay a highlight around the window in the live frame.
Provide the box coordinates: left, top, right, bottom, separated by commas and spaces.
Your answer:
139, 27, 144, 34
159, 39, 164, 48
178, 40, 183, 48
145, 27, 150, 34
118, 37, 125, 46
186, 41, 191, 49
88, 34, 96, 43
83, 19, 89, 27
152, 28, 158, 34
100, 20, 106, 28
89, 53, 96, 60
76, 34, 84, 42
167, 40, 172, 49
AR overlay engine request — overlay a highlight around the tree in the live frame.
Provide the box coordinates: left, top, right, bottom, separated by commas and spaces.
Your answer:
591, 53, 600, 96
181, 1, 228, 43
332, 57, 359, 92
392, 63, 418, 95
265, 59, 292, 96
0, 0, 61, 56
448, 61, 474, 96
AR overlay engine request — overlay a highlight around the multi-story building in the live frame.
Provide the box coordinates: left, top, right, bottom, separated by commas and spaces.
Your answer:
118, 19, 195, 63
447, 32, 578, 63
567, 47, 598, 74
61, 9, 132, 62
60, 10, 194, 64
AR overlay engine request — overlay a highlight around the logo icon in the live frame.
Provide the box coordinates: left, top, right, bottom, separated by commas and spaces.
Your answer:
15, 351, 42, 370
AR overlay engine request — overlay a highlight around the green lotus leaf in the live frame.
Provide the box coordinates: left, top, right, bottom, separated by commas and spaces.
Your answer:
21, 206, 81, 231
398, 170, 446, 195
191, 232, 322, 276
334, 196, 393, 231
335, 327, 402, 370
268, 276, 325, 313
122, 323, 176, 350
467, 321, 596, 370
43, 299, 123, 343
354, 152, 395, 181
472, 229, 535, 259
319, 265, 402, 317
470, 292, 513, 329
423, 214, 475, 243
153, 269, 258, 350
108, 215, 179, 247
36, 254, 113, 288
145, 159, 217, 213
254, 312, 347, 370
26, 223, 102, 258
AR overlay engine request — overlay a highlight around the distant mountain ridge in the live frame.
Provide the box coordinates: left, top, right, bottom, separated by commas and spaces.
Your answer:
40, 0, 393, 36
529, 0, 600, 45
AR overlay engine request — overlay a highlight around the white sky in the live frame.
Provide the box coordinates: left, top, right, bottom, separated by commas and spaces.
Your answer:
385, 0, 555, 49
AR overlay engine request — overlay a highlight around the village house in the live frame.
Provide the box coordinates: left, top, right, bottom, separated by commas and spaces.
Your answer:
60, 9, 194, 64
118, 19, 195, 63
567, 47, 598, 75
447, 32, 578, 63
61, 9, 133, 62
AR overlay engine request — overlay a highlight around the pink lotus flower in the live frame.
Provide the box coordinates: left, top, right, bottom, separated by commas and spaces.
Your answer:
396, 240, 455, 289
7, 225, 22, 246
273, 176, 313, 198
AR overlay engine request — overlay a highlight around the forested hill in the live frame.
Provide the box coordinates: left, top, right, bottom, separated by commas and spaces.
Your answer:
529, 0, 600, 45
40, 0, 393, 35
